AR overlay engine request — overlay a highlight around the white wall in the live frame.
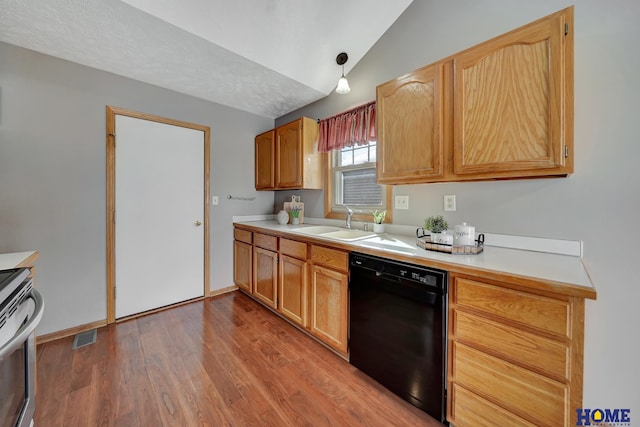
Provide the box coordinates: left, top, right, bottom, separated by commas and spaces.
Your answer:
277, 0, 640, 414
0, 42, 274, 335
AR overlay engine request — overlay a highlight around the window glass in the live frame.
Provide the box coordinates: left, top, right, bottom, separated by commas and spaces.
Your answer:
332, 143, 384, 209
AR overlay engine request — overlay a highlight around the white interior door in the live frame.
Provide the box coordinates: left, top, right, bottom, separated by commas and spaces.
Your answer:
115, 115, 204, 318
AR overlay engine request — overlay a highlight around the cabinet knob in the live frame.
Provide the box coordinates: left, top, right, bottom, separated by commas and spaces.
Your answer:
194, 220, 202, 226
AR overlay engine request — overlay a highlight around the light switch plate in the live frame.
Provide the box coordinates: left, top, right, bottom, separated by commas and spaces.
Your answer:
395, 195, 409, 210
212, 195, 219, 205
444, 194, 456, 211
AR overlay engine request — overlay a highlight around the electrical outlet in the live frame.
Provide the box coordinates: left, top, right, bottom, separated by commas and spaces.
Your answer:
444, 194, 456, 211
395, 195, 409, 210
212, 195, 219, 205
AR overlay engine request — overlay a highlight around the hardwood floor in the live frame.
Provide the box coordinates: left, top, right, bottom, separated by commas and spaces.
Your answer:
35, 291, 443, 426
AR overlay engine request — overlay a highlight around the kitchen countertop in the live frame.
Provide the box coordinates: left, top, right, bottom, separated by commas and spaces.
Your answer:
234, 220, 596, 300
0, 251, 39, 271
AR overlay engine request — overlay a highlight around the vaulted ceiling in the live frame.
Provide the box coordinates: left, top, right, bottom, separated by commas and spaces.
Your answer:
0, 0, 414, 118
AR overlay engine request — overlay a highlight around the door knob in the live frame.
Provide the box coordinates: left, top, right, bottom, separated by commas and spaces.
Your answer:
194, 220, 202, 226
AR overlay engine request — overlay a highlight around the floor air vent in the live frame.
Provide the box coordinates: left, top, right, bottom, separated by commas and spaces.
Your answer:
72, 329, 97, 350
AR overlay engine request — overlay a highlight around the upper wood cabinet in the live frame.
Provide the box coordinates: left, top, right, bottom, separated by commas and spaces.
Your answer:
377, 62, 445, 184
376, 6, 573, 184
453, 7, 573, 178
255, 117, 322, 190
255, 130, 275, 190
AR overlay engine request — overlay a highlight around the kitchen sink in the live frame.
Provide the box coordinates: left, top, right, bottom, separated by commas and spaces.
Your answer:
290, 226, 342, 235
320, 229, 377, 241
291, 226, 377, 242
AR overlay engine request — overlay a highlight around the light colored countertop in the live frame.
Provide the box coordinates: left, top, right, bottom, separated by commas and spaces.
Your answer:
234, 220, 596, 300
0, 251, 39, 271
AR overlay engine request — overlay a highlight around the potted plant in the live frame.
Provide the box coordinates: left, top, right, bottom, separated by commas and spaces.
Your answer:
289, 206, 301, 224
372, 210, 387, 233
424, 215, 450, 244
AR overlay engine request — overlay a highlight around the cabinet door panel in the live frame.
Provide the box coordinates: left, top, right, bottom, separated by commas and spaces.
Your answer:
278, 255, 307, 327
310, 265, 348, 354
377, 62, 444, 183
253, 247, 277, 309
255, 130, 275, 189
233, 240, 252, 293
453, 10, 569, 176
276, 121, 302, 188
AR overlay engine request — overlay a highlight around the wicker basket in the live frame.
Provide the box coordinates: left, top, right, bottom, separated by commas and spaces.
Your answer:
416, 228, 484, 255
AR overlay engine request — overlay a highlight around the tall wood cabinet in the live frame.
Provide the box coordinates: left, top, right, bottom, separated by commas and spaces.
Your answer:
254, 117, 321, 190
376, 6, 573, 184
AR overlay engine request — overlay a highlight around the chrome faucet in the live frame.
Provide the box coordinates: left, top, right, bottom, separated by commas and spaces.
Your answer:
341, 204, 354, 229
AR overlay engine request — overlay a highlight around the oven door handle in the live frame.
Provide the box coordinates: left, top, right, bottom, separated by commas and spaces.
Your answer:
0, 289, 44, 361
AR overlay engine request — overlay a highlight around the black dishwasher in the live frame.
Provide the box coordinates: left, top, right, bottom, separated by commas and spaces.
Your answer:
349, 252, 447, 423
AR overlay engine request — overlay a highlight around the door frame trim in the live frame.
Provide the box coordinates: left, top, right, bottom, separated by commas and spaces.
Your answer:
105, 106, 211, 323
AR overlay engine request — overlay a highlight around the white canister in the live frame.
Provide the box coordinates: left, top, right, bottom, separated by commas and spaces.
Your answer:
277, 210, 289, 225
454, 222, 475, 246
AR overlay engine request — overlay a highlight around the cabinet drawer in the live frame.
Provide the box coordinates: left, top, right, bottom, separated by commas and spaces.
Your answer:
280, 238, 307, 260
310, 245, 348, 272
234, 228, 252, 244
254, 233, 278, 251
450, 383, 536, 427
449, 384, 536, 427
453, 277, 570, 338
451, 342, 566, 427
452, 310, 568, 382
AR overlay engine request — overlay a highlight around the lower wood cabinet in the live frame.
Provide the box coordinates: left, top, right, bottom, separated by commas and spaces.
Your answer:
234, 226, 349, 357
253, 246, 278, 309
278, 254, 308, 327
448, 275, 585, 427
308, 244, 349, 355
233, 229, 253, 293
309, 265, 348, 355
233, 241, 252, 293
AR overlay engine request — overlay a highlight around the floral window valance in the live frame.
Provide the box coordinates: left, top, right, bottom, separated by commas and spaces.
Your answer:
317, 101, 376, 153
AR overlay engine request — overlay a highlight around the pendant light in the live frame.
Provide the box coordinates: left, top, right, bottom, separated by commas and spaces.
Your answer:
335, 52, 351, 94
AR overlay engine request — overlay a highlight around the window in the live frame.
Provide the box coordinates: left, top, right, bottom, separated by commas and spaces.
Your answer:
324, 142, 392, 222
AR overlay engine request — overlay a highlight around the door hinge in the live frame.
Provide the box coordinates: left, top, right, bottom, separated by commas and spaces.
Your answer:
565, 146, 569, 158
564, 23, 569, 36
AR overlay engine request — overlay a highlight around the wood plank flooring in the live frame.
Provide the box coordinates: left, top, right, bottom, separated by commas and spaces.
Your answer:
35, 291, 443, 426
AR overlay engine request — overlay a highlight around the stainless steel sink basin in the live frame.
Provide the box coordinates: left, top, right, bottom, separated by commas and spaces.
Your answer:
291, 226, 377, 241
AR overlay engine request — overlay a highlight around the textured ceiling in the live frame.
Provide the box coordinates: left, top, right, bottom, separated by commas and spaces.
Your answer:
0, 0, 413, 118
